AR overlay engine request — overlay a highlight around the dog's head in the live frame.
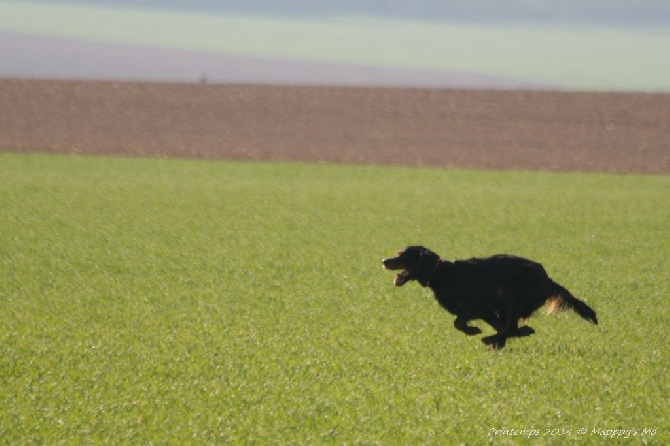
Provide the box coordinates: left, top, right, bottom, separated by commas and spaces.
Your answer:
382, 246, 441, 287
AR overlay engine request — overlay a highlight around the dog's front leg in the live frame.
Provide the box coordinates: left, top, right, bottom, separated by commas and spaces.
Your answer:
481, 311, 505, 332
454, 316, 482, 335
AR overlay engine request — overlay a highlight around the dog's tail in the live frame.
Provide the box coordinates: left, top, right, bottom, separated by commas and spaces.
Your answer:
547, 282, 598, 325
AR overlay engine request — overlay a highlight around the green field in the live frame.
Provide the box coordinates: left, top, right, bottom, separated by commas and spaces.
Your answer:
1, 153, 668, 443
2, 1, 670, 91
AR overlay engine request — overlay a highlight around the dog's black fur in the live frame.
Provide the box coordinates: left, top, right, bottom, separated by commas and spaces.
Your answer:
383, 246, 597, 349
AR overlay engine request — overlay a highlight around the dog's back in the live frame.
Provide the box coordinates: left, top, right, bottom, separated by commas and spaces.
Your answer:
427, 255, 546, 314
451, 254, 547, 286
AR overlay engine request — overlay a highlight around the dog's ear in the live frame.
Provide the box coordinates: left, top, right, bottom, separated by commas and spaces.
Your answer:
416, 248, 440, 286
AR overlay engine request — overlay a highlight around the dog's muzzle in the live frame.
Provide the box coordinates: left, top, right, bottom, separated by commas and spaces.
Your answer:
383, 258, 411, 286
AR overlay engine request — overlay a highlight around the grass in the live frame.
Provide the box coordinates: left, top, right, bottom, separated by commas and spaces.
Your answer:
2, 1, 670, 91
0, 153, 668, 444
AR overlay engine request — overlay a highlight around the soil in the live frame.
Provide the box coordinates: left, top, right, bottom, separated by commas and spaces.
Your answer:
1, 79, 668, 174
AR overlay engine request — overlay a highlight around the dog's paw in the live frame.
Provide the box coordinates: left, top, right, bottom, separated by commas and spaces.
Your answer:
482, 335, 506, 349
461, 326, 482, 335
515, 326, 535, 337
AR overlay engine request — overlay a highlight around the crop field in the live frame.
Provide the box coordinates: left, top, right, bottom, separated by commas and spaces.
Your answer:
1, 153, 668, 443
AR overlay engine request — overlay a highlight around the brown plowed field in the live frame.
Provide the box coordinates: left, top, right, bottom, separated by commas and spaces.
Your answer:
1, 79, 668, 173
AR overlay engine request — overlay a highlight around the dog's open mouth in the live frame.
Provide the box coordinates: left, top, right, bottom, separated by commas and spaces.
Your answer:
383, 258, 411, 286
394, 271, 411, 286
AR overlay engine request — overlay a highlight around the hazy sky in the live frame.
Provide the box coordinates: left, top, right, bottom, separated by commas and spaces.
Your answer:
1, 1, 669, 91
24, 0, 670, 26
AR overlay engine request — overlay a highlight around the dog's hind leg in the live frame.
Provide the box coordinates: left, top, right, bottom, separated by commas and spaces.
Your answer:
481, 311, 505, 332
481, 312, 522, 349
483, 312, 535, 338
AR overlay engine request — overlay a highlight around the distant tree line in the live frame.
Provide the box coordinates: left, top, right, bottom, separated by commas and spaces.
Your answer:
47, 0, 670, 26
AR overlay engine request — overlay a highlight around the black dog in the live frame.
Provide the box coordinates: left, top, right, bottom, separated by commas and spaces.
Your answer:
382, 246, 597, 349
